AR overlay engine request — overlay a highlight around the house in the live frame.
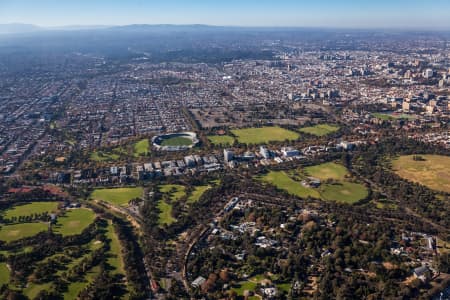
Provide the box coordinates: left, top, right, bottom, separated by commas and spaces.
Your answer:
308, 177, 321, 188
50, 213, 57, 224
192, 276, 206, 288
261, 287, 278, 299
426, 236, 436, 251
150, 279, 159, 293
413, 266, 430, 282
255, 236, 278, 248
301, 177, 321, 188
235, 252, 246, 260
339, 141, 356, 150
321, 249, 332, 257
110, 166, 118, 175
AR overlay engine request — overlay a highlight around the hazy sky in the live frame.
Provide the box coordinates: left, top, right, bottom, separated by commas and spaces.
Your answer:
1, 0, 450, 29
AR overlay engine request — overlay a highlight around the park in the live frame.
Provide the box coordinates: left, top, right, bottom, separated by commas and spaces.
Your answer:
258, 162, 368, 204
392, 154, 450, 193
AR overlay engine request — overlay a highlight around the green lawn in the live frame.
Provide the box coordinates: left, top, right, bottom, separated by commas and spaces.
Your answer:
299, 124, 340, 136
157, 201, 176, 226
277, 282, 291, 293
106, 221, 126, 275
258, 171, 320, 199
91, 187, 143, 206
24, 282, 52, 299
187, 185, 211, 204
64, 265, 101, 300
320, 182, 368, 204
232, 281, 257, 296
90, 150, 120, 162
157, 184, 186, 226
159, 184, 186, 201
161, 137, 193, 146
207, 135, 235, 146
0, 246, 33, 258
60, 242, 104, 299
53, 208, 96, 236
134, 139, 150, 156
2, 202, 59, 220
375, 200, 398, 210
372, 113, 396, 121
231, 126, 300, 145
392, 155, 450, 193
258, 163, 368, 204
373, 112, 416, 121
0, 222, 48, 242
0, 263, 10, 286
305, 162, 348, 180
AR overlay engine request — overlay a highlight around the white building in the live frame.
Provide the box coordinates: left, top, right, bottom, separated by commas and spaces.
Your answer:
143, 163, 154, 172
191, 276, 206, 288
184, 155, 196, 167
281, 147, 300, 157
110, 166, 118, 175
260, 146, 270, 159
423, 68, 434, 78
223, 149, 234, 162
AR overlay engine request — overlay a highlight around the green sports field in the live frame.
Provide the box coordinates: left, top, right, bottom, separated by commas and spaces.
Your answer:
258, 170, 320, 199
373, 113, 416, 121
161, 136, 193, 146
231, 126, 300, 144
2, 201, 59, 220
392, 155, 450, 193
305, 162, 348, 180
299, 124, 340, 136
207, 135, 235, 146
0, 222, 48, 242
91, 187, 143, 206
53, 208, 96, 236
320, 182, 369, 204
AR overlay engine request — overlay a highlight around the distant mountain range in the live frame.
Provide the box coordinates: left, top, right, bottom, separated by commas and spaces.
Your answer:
0, 23, 227, 35
0, 23, 41, 34
0, 23, 117, 35
1, 23, 448, 36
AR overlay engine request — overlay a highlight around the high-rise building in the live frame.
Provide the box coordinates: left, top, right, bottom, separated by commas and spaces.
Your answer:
423, 68, 434, 78
223, 149, 234, 163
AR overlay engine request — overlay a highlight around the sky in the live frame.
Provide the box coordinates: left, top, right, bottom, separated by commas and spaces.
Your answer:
1, 0, 450, 29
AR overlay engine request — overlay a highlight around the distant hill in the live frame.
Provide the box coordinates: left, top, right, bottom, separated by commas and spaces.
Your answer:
107, 24, 226, 32
0, 23, 233, 35
49, 25, 111, 31
0, 23, 41, 34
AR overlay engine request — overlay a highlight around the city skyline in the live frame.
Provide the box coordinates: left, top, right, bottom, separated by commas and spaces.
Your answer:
1, 0, 450, 29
